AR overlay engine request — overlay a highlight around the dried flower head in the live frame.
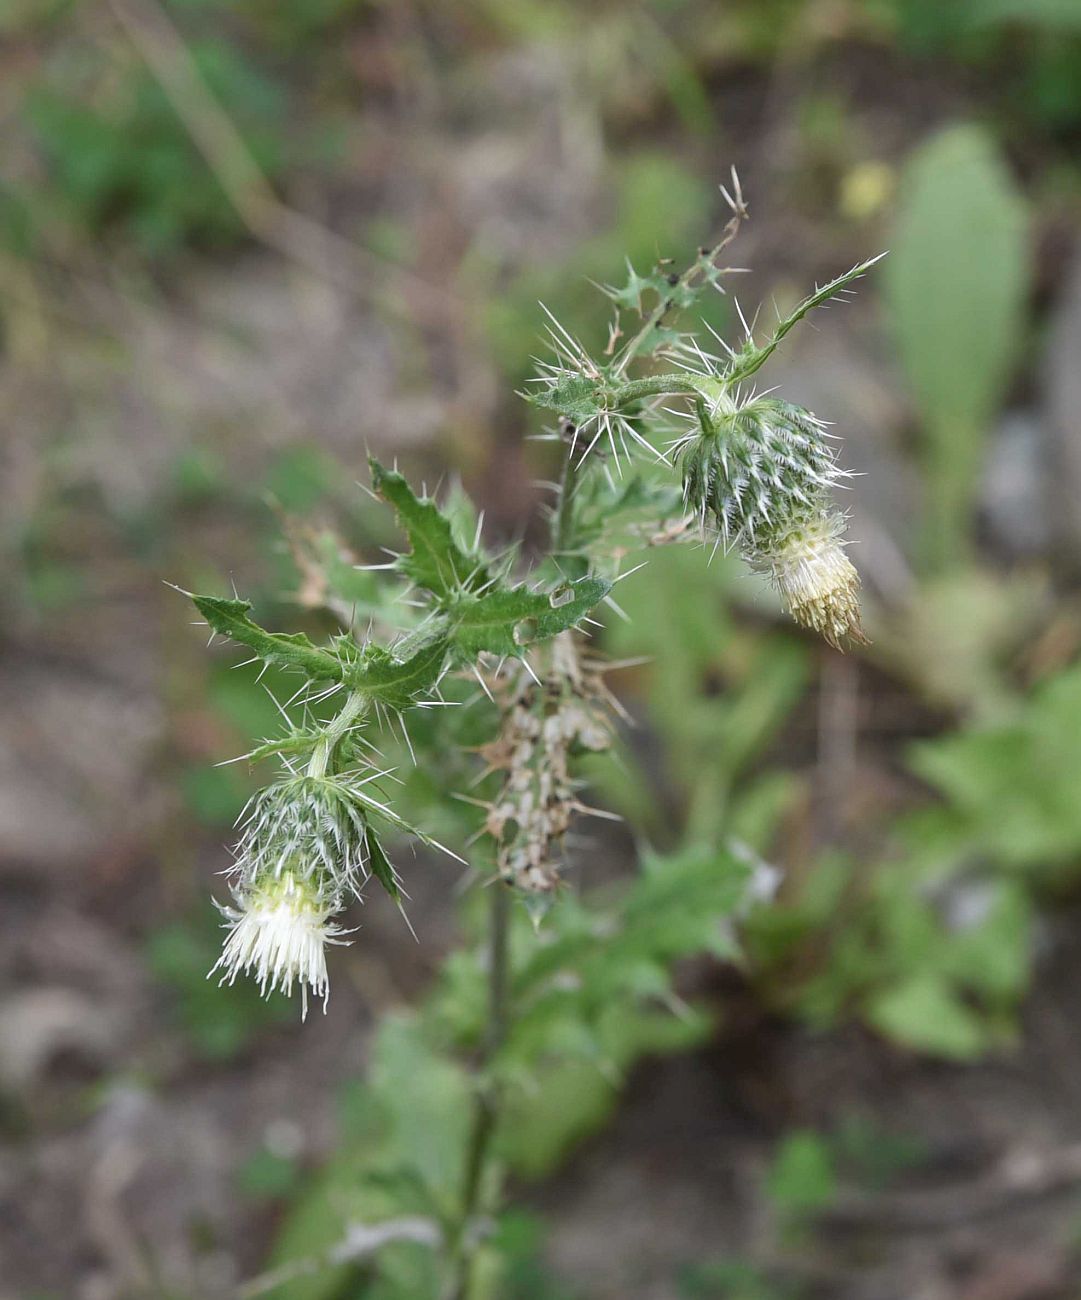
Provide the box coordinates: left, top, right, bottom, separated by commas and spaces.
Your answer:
211, 870, 351, 1018
479, 633, 616, 894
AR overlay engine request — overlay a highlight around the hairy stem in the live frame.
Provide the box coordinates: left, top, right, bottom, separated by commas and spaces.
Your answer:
306, 690, 368, 778
449, 424, 585, 1297
554, 421, 585, 556
449, 882, 511, 1299
449, 411, 611, 1295
611, 373, 704, 405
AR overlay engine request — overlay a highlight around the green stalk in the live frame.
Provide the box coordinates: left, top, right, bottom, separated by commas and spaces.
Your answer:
554, 421, 585, 557
448, 883, 510, 1299
449, 425, 588, 1298
610, 373, 704, 405
306, 690, 368, 778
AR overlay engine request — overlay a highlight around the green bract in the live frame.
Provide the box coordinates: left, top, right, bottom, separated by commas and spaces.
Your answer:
678, 395, 842, 548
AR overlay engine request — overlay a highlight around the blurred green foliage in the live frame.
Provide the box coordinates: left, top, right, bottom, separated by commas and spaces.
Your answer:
148, 907, 294, 1058
884, 124, 1029, 571
744, 658, 1081, 1059
24, 36, 286, 255
588, 541, 807, 849
907, 661, 1081, 885
601, 522, 1080, 1063
260, 842, 760, 1299
680, 1260, 800, 1300
766, 1130, 837, 1227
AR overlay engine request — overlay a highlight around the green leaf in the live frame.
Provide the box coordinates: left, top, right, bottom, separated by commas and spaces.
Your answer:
719, 253, 886, 387
350, 638, 450, 711
884, 124, 1028, 568
941, 882, 1033, 1002
369, 1014, 472, 1206
366, 824, 401, 902
371, 459, 488, 599
192, 594, 346, 681
766, 1130, 837, 1219
448, 577, 612, 658
905, 659, 1081, 874
865, 973, 987, 1059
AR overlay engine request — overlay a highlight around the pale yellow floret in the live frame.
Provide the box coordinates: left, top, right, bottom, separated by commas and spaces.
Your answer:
756, 514, 868, 650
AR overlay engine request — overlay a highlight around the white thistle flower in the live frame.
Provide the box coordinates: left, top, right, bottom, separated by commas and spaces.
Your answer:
754, 511, 867, 649
211, 871, 351, 1018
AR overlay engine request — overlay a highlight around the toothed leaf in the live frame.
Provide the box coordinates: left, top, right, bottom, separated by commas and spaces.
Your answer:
447, 577, 612, 658
370, 459, 488, 599
603, 261, 659, 312
526, 374, 606, 421
721, 254, 885, 386
350, 637, 450, 711
192, 595, 346, 681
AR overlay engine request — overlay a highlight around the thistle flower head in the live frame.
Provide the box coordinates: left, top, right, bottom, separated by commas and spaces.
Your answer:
753, 509, 867, 649
210, 767, 399, 1015
678, 394, 843, 549
211, 869, 350, 1018
677, 393, 865, 647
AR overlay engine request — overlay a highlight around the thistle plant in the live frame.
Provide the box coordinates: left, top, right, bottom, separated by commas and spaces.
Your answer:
186, 173, 880, 1295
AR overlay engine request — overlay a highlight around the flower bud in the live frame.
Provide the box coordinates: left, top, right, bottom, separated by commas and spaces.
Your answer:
681, 396, 839, 546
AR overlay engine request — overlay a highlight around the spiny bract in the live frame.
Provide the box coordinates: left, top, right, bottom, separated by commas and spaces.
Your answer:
679, 395, 843, 547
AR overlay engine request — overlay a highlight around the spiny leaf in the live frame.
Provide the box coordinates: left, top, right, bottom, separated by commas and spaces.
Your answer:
370, 459, 488, 599
192, 594, 346, 681
525, 373, 606, 421
601, 260, 692, 316
349, 637, 450, 711
447, 576, 612, 658
722, 253, 887, 386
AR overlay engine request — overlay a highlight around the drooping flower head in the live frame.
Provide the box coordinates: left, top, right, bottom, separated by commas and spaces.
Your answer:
679, 392, 866, 647
210, 771, 384, 1015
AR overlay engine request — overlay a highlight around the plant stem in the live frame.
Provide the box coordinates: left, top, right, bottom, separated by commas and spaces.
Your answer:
449, 882, 511, 1300
449, 425, 585, 1296
306, 690, 367, 778
611, 373, 703, 405
612, 195, 747, 375
554, 424, 583, 557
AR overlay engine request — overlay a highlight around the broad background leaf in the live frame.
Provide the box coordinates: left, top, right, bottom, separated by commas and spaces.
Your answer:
884, 123, 1028, 569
